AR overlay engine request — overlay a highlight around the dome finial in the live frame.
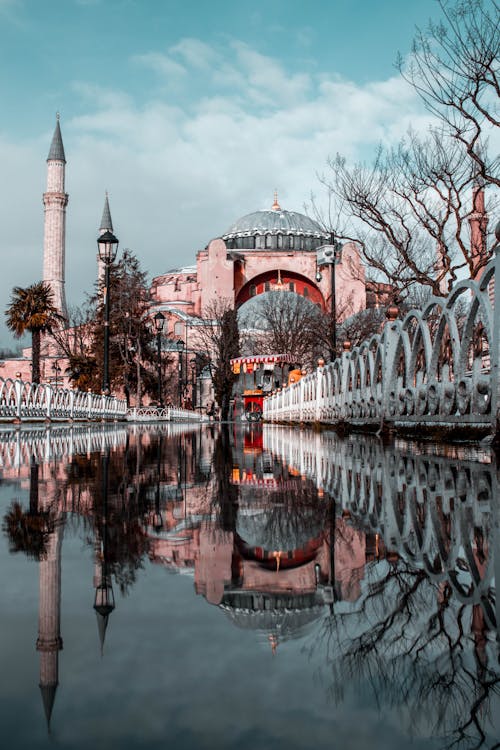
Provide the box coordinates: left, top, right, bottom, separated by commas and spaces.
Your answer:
271, 190, 281, 211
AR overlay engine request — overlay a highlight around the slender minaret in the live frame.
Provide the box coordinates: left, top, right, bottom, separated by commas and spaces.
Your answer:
43, 114, 68, 319
469, 169, 489, 278
97, 192, 114, 283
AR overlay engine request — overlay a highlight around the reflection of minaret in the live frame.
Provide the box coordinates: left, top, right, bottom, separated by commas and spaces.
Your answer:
97, 193, 114, 284
36, 524, 63, 730
43, 114, 68, 319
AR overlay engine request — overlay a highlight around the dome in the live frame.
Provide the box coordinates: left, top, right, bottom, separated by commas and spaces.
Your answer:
221, 194, 328, 252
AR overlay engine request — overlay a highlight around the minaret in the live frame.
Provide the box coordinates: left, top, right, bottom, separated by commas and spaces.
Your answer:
43, 114, 68, 319
97, 192, 114, 283
469, 171, 489, 278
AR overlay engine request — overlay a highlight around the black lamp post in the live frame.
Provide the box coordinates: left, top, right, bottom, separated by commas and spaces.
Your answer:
190, 357, 197, 411
153, 311, 165, 407
177, 339, 184, 406
97, 230, 119, 395
52, 360, 61, 388
316, 234, 343, 362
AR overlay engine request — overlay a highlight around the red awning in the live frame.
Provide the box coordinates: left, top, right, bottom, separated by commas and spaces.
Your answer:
230, 354, 295, 366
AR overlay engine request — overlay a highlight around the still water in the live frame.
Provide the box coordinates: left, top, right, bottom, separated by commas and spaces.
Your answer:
0, 423, 499, 750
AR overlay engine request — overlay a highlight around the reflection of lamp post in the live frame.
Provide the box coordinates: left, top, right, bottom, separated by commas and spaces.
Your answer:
52, 360, 61, 388
153, 311, 165, 407
153, 434, 163, 531
97, 230, 119, 395
316, 234, 343, 362
94, 450, 115, 649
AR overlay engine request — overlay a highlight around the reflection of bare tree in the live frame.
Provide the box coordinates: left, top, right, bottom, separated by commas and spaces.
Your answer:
313, 557, 499, 750
2, 457, 56, 560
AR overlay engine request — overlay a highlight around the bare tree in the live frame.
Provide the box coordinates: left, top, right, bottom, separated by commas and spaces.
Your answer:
398, 0, 499, 188
196, 299, 240, 421
323, 127, 497, 297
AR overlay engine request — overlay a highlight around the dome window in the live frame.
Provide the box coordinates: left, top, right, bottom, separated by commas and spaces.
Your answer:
277, 234, 283, 248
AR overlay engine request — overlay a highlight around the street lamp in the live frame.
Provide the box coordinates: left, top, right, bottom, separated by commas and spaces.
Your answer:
190, 357, 197, 411
316, 234, 343, 361
52, 360, 61, 388
176, 338, 184, 406
153, 311, 165, 407
97, 230, 119, 395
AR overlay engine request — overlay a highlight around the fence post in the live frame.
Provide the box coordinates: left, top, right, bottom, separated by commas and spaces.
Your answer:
380, 306, 400, 430
491, 232, 500, 436
15, 378, 22, 421
315, 362, 324, 423
46, 384, 53, 420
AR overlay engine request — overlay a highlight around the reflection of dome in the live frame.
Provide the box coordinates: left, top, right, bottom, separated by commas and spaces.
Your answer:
220, 590, 324, 642
222, 196, 328, 251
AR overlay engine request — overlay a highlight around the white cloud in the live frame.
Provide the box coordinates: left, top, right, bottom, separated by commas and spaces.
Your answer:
0, 36, 439, 347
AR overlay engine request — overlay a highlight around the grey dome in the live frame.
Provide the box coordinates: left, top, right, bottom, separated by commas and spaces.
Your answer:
222, 208, 327, 239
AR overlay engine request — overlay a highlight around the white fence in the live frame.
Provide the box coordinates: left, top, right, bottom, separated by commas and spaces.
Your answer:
0, 378, 127, 422
127, 406, 205, 423
264, 246, 500, 435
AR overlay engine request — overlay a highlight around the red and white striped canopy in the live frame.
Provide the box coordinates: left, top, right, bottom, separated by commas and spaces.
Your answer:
230, 354, 295, 366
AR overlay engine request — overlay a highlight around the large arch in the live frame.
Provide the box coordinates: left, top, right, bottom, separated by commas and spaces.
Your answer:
235, 269, 325, 310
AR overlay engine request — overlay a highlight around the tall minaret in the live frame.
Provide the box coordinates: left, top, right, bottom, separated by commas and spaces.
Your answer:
469, 171, 489, 279
43, 114, 68, 319
97, 192, 114, 283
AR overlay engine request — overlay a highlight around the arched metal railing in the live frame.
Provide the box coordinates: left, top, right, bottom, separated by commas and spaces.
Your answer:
0, 378, 127, 423
264, 247, 499, 435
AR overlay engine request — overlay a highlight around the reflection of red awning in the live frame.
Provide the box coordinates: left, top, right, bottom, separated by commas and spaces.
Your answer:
230, 354, 295, 366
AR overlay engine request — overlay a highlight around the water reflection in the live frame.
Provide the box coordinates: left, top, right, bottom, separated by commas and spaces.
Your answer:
0, 423, 499, 748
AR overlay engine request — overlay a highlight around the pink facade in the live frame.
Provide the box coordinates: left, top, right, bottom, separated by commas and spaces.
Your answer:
150, 200, 368, 334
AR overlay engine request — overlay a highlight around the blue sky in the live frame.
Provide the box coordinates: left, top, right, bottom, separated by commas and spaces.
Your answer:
0, 0, 446, 347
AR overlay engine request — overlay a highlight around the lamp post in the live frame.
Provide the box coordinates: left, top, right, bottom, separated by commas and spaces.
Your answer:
190, 357, 197, 411
97, 230, 119, 395
52, 360, 61, 388
153, 311, 165, 407
316, 234, 343, 362
176, 339, 184, 406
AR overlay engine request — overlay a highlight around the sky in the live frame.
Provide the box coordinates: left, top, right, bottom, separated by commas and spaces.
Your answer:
0, 0, 448, 348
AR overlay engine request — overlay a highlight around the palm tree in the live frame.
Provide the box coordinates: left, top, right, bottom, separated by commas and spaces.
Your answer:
5, 281, 63, 383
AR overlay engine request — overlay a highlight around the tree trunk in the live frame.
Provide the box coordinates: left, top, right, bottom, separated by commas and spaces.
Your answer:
31, 329, 41, 384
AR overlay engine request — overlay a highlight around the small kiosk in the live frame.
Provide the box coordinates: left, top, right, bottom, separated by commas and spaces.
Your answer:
230, 354, 303, 421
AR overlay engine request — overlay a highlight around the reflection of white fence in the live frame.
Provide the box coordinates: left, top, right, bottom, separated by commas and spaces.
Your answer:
265, 248, 499, 435
263, 425, 498, 628
0, 378, 127, 422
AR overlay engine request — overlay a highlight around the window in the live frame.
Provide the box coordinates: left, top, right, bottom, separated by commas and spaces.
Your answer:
250, 284, 256, 297
265, 281, 270, 292
265, 234, 272, 249
277, 234, 283, 248
303, 287, 309, 297
289, 282, 295, 292
289, 235, 294, 249
256, 235, 264, 249
174, 322, 183, 336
